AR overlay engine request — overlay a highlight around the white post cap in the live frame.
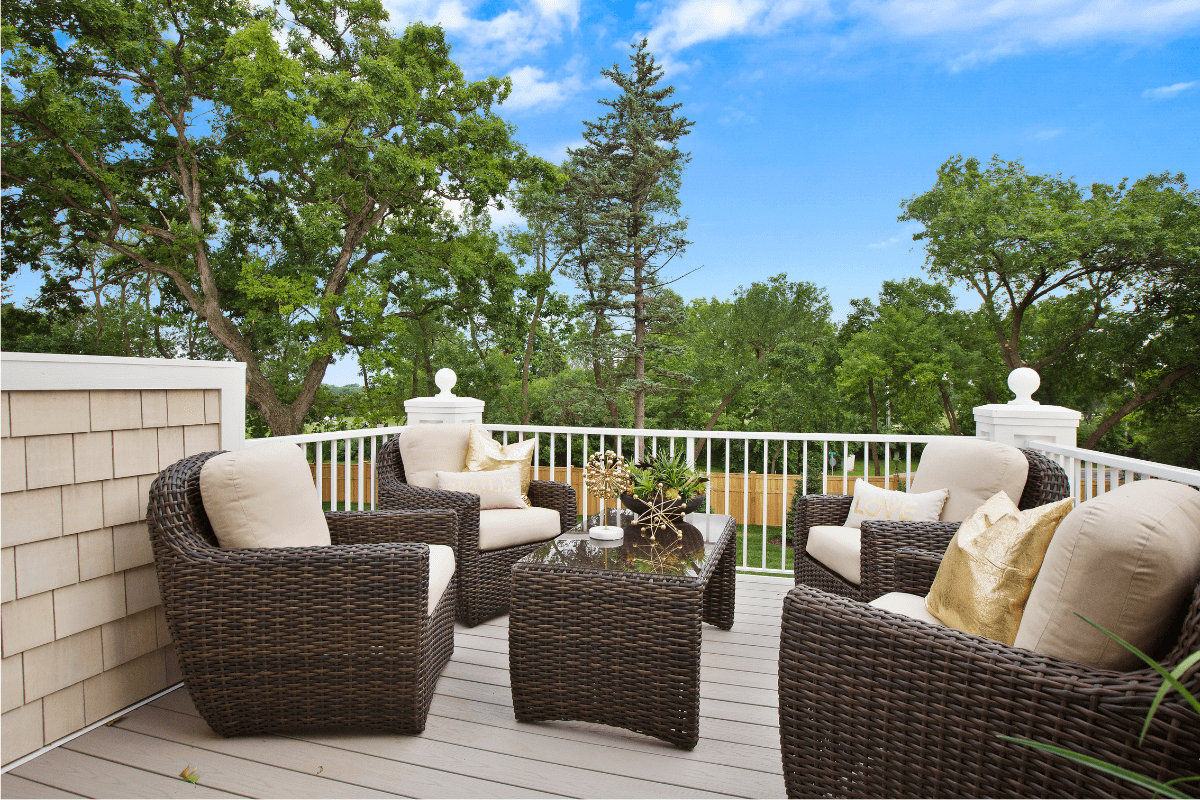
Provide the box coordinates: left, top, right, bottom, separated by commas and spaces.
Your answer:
1008, 367, 1040, 405
435, 368, 457, 398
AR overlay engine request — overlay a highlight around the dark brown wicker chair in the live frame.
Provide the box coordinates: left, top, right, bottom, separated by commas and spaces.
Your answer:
792, 447, 1071, 601
778, 553, 1200, 798
376, 435, 577, 627
147, 451, 457, 737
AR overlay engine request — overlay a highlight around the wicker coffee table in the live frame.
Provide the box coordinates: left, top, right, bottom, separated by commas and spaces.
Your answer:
509, 512, 736, 749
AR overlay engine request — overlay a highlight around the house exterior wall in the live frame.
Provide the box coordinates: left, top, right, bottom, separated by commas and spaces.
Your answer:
0, 354, 246, 765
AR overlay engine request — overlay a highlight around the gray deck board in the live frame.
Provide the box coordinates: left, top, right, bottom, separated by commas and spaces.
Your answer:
6, 575, 792, 799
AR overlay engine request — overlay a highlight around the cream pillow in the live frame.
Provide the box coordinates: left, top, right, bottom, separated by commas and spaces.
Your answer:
1015, 480, 1200, 670
909, 439, 1028, 521
397, 423, 472, 489
843, 479, 948, 530
437, 466, 527, 509
465, 425, 535, 504
199, 443, 331, 549
926, 492, 1075, 645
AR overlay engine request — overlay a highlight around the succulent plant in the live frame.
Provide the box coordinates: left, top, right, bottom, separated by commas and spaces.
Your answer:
627, 452, 708, 501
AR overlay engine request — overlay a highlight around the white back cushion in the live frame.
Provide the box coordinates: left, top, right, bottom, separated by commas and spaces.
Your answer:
909, 439, 1028, 521
397, 424, 472, 488
200, 443, 331, 549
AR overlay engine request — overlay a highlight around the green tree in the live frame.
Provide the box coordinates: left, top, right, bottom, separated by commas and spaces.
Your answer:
900, 156, 1196, 372
3, 0, 533, 434
563, 39, 694, 430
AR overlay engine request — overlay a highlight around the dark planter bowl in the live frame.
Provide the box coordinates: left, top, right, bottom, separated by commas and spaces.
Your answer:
619, 492, 705, 520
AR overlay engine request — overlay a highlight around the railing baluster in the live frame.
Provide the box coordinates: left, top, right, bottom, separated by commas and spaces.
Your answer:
761, 437, 768, 571
742, 437, 749, 567
782, 439, 789, 571
705, 438, 712, 515
315, 439, 323, 509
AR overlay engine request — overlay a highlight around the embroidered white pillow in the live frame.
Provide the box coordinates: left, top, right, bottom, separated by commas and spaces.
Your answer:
437, 466, 527, 509
843, 478, 948, 530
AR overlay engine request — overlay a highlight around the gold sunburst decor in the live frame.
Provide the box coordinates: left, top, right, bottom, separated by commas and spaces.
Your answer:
584, 451, 631, 540
584, 450, 631, 499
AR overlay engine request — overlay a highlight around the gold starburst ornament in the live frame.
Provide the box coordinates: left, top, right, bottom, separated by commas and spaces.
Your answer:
583, 450, 630, 540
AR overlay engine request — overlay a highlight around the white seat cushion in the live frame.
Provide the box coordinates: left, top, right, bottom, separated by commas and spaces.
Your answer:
909, 439, 1029, 521
397, 423, 472, 489
427, 544, 455, 615
200, 442, 331, 549
869, 592, 945, 626
478, 507, 561, 552
805, 525, 861, 585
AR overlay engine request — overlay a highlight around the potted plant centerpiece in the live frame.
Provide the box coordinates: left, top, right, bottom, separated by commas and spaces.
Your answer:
620, 452, 708, 534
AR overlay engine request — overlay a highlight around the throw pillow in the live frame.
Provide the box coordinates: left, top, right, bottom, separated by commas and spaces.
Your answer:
465, 425, 536, 505
1014, 480, 1200, 670
199, 442, 332, 549
842, 478, 948, 530
437, 466, 527, 510
925, 491, 1075, 645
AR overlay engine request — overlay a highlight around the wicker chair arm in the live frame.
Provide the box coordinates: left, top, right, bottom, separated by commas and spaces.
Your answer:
860, 519, 959, 597
791, 494, 854, 550
326, 509, 457, 548
527, 479, 578, 533
376, 481, 481, 552
779, 585, 1200, 797
892, 547, 943, 595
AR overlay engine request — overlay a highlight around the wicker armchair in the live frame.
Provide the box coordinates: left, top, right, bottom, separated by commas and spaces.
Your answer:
792, 447, 1070, 601
147, 451, 457, 737
778, 557, 1200, 798
376, 435, 577, 627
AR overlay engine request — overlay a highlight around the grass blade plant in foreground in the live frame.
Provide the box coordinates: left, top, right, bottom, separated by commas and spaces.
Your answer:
1000, 614, 1199, 798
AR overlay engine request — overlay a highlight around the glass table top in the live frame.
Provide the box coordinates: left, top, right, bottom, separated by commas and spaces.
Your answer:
523, 511, 733, 578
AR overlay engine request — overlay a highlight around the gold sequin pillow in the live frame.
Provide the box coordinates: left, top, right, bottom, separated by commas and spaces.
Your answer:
925, 492, 1075, 645
465, 425, 536, 506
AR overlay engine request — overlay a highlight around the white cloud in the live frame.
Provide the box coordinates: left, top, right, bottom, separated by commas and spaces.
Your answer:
503, 66, 585, 110
646, 0, 829, 53
385, 0, 579, 64
867, 233, 906, 249
1030, 127, 1065, 140
1142, 80, 1198, 100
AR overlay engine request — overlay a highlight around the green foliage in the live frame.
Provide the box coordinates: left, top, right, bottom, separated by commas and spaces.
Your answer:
628, 452, 708, 501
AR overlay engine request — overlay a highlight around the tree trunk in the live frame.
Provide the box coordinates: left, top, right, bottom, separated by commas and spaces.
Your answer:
867, 378, 880, 476
633, 257, 646, 430
1082, 364, 1198, 448
939, 382, 962, 435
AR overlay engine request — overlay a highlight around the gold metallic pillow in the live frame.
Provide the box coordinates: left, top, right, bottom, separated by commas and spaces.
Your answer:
465, 425, 536, 506
925, 492, 1075, 645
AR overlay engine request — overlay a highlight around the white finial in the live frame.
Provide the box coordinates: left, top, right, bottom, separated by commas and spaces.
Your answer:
434, 368, 457, 398
1008, 367, 1040, 405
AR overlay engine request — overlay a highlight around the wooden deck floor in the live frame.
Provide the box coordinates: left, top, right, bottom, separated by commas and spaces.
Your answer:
2, 574, 792, 799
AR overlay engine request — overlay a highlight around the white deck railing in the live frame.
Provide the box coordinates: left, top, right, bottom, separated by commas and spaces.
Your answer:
253, 424, 950, 575
1023, 440, 1200, 500
250, 425, 1200, 575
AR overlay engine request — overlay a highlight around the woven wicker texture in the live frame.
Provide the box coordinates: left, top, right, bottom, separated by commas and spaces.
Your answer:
779, 575, 1200, 798
377, 435, 577, 626
792, 447, 1071, 600
509, 516, 736, 749
146, 451, 457, 737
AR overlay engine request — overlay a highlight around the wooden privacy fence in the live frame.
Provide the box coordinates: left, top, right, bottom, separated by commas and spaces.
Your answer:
544, 467, 906, 526
310, 461, 374, 504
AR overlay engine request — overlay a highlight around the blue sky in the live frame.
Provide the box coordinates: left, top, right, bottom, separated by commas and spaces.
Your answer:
317, 0, 1200, 384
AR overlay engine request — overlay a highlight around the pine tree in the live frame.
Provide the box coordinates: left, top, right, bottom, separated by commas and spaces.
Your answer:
564, 39, 694, 431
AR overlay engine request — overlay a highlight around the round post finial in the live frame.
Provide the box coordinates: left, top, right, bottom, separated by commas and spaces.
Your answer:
434, 368, 458, 398
1007, 367, 1040, 405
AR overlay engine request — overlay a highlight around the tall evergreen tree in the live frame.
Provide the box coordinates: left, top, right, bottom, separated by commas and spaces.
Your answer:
563, 39, 694, 431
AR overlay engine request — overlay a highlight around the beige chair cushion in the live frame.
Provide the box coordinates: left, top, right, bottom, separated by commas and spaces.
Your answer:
909, 439, 1029, 521
478, 507, 562, 552
465, 425, 536, 503
397, 423, 472, 489
427, 544, 455, 615
870, 592, 944, 626
843, 478, 948, 529
1014, 480, 1200, 670
437, 467, 526, 509
199, 442, 331, 549
925, 492, 1075, 645
805, 525, 861, 585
